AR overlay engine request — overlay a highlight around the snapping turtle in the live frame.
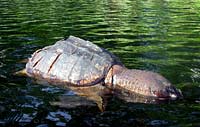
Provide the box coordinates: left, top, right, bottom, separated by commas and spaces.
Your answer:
17, 36, 182, 100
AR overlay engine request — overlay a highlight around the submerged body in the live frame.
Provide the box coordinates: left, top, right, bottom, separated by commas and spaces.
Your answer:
22, 36, 182, 99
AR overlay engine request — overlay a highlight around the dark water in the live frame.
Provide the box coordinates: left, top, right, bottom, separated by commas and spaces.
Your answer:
0, 0, 200, 126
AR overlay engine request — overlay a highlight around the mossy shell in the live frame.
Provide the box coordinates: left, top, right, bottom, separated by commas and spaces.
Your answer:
26, 36, 122, 86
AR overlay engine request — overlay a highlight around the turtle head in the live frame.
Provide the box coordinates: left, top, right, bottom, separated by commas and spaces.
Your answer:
140, 71, 183, 99
150, 81, 183, 100
109, 66, 183, 100
128, 69, 183, 99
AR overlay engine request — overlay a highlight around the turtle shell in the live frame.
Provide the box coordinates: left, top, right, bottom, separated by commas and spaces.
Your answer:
26, 36, 122, 86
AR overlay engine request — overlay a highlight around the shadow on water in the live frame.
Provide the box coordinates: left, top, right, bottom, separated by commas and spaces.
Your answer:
0, 0, 200, 126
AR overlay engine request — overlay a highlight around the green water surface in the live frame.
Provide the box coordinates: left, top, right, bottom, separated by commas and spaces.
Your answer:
0, 0, 200, 126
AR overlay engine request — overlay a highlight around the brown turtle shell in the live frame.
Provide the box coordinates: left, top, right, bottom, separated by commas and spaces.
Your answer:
26, 36, 122, 86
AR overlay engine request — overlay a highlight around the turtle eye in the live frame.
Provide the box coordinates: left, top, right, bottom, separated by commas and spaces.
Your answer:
166, 86, 175, 93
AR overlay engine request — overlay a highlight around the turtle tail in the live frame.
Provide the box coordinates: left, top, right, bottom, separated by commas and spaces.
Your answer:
13, 69, 27, 77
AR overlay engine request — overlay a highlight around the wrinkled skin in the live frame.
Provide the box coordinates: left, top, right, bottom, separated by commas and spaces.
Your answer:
105, 65, 182, 99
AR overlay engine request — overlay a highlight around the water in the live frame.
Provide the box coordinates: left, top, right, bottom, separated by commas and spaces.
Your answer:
0, 0, 200, 126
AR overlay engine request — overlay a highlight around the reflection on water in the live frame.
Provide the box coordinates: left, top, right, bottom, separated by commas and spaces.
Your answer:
0, 0, 200, 126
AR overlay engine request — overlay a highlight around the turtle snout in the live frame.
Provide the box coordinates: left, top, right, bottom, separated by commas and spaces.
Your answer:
166, 86, 183, 99
153, 86, 183, 100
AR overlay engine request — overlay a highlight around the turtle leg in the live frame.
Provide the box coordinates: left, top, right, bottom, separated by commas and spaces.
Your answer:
88, 95, 105, 112
13, 69, 27, 76
69, 86, 107, 112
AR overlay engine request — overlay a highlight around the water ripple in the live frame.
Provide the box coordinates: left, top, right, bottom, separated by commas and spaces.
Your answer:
0, 0, 200, 126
